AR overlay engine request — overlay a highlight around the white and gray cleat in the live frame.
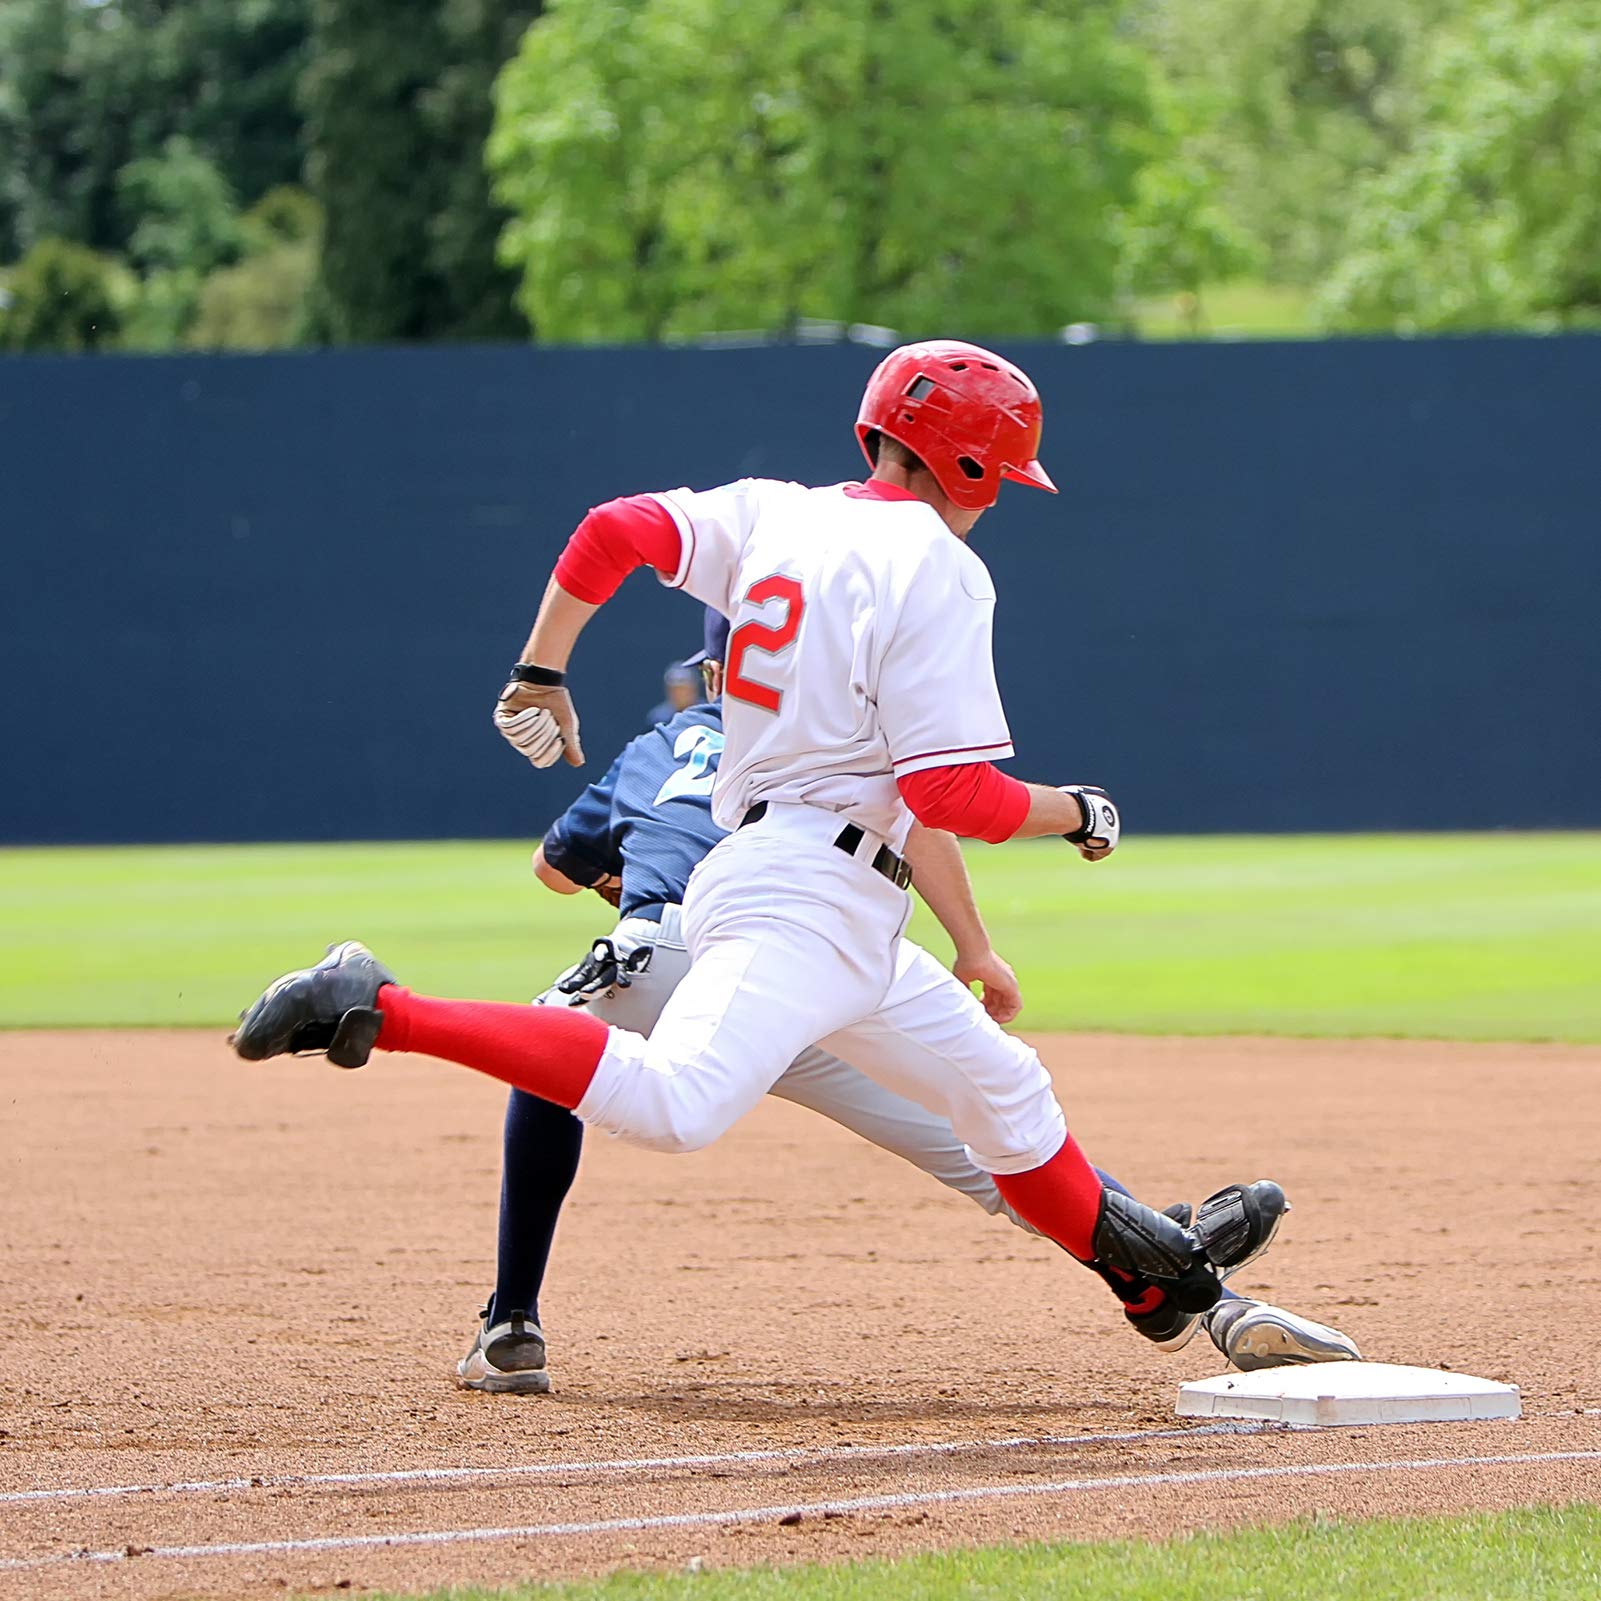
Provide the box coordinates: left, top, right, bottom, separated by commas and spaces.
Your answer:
1206, 1296, 1362, 1370
456, 1308, 551, 1395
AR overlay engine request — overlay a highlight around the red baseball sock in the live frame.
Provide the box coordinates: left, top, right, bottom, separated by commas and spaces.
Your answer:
375, 986, 607, 1108
992, 1133, 1107, 1262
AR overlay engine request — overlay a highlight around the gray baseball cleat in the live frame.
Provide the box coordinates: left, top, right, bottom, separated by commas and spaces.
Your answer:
230, 940, 395, 1069
1206, 1296, 1363, 1370
457, 1308, 551, 1395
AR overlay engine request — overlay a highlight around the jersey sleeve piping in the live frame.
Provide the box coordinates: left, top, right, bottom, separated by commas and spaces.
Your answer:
891, 739, 1016, 778
649, 491, 696, 590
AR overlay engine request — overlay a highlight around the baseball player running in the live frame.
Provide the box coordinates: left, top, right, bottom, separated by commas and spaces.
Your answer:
236, 338, 1301, 1359
462, 613, 1361, 1391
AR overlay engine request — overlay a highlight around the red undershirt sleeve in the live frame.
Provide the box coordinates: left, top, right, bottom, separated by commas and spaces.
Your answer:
553, 495, 684, 605
898, 762, 1031, 844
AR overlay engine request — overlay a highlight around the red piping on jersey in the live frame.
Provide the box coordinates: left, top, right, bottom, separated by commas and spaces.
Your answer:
899, 762, 1031, 844
893, 740, 1013, 769
554, 495, 684, 605
843, 479, 922, 502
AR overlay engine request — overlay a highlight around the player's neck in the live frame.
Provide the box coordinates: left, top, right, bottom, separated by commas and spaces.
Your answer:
867, 467, 973, 541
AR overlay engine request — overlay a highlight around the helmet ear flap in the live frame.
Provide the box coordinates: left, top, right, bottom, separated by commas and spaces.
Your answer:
953, 453, 1001, 510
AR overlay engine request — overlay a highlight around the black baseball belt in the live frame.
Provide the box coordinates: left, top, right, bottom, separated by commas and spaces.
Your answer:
738, 801, 913, 890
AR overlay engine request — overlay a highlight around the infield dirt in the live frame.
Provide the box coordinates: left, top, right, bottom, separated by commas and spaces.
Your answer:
4, 1030, 1599, 1599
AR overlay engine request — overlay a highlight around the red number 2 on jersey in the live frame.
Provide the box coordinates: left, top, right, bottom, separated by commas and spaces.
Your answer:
725, 574, 804, 714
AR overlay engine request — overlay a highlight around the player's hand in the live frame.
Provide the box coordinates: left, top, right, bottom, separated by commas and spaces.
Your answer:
495, 677, 585, 768
1060, 784, 1120, 862
954, 948, 1022, 1025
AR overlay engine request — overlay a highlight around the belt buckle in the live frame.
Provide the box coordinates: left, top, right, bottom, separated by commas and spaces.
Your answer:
870, 842, 912, 891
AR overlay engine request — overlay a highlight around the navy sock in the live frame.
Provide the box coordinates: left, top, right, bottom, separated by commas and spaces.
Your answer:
485, 1088, 584, 1328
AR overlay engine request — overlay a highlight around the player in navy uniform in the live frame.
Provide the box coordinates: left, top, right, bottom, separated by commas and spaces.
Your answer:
458, 611, 1361, 1393
644, 659, 703, 731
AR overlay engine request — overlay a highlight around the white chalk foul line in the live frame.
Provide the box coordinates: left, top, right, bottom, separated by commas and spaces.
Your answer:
3, 1448, 1597, 1572
0, 1421, 1258, 1506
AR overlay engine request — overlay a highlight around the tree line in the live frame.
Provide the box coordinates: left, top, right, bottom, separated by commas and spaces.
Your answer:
2, 0, 1597, 352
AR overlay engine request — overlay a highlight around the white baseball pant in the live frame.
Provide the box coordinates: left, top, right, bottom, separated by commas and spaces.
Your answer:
555, 906, 1028, 1224
575, 803, 1068, 1174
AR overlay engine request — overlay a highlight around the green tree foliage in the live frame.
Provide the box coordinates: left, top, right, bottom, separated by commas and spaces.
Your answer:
302, 0, 538, 343
0, 0, 309, 261
120, 137, 244, 279
1117, 81, 1259, 304
0, 237, 126, 351
300, 0, 448, 342
115, 137, 245, 349
1142, 0, 1454, 287
422, 0, 542, 338
1318, 0, 1601, 330
489, 0, 1199, 343
187, 185, 320, 349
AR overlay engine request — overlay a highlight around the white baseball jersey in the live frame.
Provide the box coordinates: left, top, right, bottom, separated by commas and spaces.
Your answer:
648, 477, 1014, 849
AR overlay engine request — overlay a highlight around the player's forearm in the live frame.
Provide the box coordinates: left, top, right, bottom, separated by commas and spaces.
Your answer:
531, 841, 586, 894
899, 767, 1102, 847
519, 576, 600, 672
901, 824, 991, 962
1010, 783, 1096, 840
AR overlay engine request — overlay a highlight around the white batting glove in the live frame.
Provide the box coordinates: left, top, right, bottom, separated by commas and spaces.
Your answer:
495, 701, 566, 769
1060, 784, 1121, 861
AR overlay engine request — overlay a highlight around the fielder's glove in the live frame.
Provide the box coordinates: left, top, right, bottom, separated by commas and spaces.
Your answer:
1060, 784, 1120, 861
494, 664, 585, 769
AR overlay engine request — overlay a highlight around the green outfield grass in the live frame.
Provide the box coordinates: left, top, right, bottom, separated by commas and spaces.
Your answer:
1, 833, 1598, 1038
358, 1504, 1601, 1601
1131, 278, 1316, 339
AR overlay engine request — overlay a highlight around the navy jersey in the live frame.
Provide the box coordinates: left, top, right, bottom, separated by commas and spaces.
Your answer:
541, 703, 727, 916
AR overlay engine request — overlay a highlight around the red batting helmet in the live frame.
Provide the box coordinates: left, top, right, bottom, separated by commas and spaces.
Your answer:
855, 339, 1057, 511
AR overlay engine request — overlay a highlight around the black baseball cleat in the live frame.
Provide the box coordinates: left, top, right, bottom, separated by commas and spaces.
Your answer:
1124, 1204, 1208, 1351
230, 940, 395, 1069
1098, 1179, 1290, 1323
1126, 1296, 1205, 1351
1124, 1185, 1293, 1351
1191, 1179, 1288, 1281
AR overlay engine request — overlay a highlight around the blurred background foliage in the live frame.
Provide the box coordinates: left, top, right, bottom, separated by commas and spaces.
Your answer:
1, 0, 1597, 352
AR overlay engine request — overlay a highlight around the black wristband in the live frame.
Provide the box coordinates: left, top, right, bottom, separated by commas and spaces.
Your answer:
509, 662, 565, 687
1061, 789, 1092, 844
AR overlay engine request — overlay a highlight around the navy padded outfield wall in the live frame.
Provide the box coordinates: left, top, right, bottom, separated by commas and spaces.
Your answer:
2, 335, 1597, 844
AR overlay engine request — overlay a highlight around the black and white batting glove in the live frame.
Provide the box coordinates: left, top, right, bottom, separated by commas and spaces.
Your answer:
539, 915, 660, 1006
553, 938, 652, 1002
1060, 784, 1121, 860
